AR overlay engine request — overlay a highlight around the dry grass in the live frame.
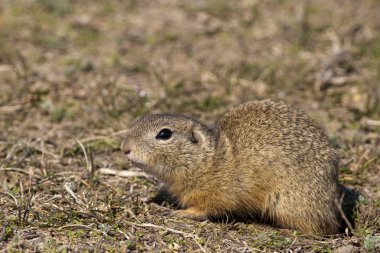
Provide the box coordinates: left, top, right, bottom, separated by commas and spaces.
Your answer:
1, 0, 380, 252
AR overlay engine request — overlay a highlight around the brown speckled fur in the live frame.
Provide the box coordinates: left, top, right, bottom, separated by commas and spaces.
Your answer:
121, 99, 341, 235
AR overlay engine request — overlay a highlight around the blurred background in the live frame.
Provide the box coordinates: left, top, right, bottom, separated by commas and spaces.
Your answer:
0, 0, 379, 251
1, 0, 379, 129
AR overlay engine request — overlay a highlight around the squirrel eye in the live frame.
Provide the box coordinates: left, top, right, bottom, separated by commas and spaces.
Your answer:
156, 128, 173, 140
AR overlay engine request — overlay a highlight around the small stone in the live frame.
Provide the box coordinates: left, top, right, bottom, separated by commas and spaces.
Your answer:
334, 245, 360, 253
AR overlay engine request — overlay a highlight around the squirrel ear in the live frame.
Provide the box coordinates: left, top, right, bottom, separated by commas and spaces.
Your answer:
190, 126, 207, 144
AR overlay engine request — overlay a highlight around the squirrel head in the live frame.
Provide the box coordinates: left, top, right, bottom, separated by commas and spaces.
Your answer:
121, 114, 215, 183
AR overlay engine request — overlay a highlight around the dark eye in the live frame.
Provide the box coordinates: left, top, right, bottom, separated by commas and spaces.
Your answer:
156, 128, 173, 140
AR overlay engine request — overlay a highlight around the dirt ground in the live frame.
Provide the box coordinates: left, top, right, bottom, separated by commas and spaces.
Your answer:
0, 0, 380, 252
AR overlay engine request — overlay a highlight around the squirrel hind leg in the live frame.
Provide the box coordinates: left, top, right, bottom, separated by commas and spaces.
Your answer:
265, 191, 340, 235
273, 205, 340, 235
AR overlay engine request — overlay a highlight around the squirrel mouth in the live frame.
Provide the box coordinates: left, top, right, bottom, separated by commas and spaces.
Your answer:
124, 155, 156, 176
124, 154, 145, 166
131, 161, 158, 176
127, 158, 150, 171
130, 160, 146, 169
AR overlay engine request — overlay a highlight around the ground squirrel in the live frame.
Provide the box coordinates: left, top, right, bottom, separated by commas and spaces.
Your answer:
121, 99, 342, 235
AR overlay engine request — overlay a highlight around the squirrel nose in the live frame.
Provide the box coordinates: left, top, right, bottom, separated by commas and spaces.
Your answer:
121, 140, 131, 155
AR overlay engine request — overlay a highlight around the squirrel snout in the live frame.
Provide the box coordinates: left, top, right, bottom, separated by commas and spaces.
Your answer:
121, 140, 131, 155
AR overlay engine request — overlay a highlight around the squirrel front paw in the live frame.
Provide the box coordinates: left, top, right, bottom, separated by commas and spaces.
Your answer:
170, 207, 208, 221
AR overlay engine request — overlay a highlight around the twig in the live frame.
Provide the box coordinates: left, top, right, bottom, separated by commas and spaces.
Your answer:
335, 193, 354, 232
0, 167, 30, 176
58, 224, 93, 231
75, 138, 91, 173
22, 194, 35, 226
125, 221, 207, 253
117, 228, 130, 240
4, 191, 18, 206
0, 220, 8, 241
88, 146, 95, 180
0, 105, 22, 114
125, 209, 142, 223
361, 118, 380, 127
19, 181, 24, 203
63, 182, 80, 204
98, 168, 149, 178
5, 143, 18, 161
126, 222, 191, 235
19, 181, 24, 226
289, 237, 297, 248
40, 140, 47, 177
